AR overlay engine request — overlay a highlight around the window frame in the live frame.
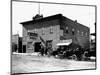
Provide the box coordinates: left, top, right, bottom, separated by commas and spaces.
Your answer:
72, 28, 75, 35
50, 26, 53, 34
66, 26, 68, 34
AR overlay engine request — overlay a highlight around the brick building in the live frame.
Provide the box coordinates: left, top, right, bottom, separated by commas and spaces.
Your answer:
20, 14, 90, 53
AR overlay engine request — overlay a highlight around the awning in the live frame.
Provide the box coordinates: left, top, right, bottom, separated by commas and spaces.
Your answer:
56, 42, 72, 46
56, 39, 72, 46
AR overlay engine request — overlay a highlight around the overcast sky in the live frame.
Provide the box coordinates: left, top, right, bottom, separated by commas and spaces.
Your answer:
12, 1, 95, 37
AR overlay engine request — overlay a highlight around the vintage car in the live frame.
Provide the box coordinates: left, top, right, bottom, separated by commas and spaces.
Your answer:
52, 41, 86, 61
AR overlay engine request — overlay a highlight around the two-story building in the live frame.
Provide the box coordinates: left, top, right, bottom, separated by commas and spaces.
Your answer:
20, 14, 90, 53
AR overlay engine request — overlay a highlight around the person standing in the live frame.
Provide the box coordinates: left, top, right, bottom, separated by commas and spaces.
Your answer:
40, 44, 44, 56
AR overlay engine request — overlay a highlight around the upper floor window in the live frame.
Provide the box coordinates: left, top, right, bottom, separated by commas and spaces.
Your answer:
66, 27, 68, 34
72, 28, 75, 35
34, 29, 37, 33
82, 32, 84, 36
50, 26, 53, 34
28, 32, 38, 37
27, 29, 37, 36
86, 32, 88, 36
77, 30, 79, 35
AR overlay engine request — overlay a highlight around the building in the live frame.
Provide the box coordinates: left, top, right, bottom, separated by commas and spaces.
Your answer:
89, 23, 96, 57
12, 34, 22, 53
90, 33, 96, 56
12, 34, 19, 52
20, 14, 90, 53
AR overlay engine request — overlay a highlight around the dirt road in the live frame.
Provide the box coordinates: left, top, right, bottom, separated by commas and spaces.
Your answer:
12, 54, 96, 74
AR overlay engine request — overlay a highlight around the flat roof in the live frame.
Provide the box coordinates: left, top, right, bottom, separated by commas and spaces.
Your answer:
20, 13, 89, 30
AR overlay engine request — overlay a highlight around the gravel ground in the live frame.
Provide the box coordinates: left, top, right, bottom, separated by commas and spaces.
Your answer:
11, 54, 96, 74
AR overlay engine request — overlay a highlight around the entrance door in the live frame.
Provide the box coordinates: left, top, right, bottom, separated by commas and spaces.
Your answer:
34, 42, 41, 52
18, 43, 22, 53
23, 45, 26, 53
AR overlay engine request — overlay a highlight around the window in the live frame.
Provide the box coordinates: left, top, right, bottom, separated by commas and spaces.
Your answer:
27, 29, 37, 36
86, 32, 88, 36
77, 30, 79, 35
27, 32, 38, 40
30, 36, 36, 40
34, 29, 37, 33
50, 26, 53, 34
82, 32, 84, 36
66, 27, 68, 34
27, 30, 30, 36
28, 32, 38, 37
72, 28, 75, 35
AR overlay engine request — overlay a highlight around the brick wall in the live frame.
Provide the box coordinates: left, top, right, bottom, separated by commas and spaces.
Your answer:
22, 15, 90, 53
22, 19, 61, 52
60, 17, 90, 48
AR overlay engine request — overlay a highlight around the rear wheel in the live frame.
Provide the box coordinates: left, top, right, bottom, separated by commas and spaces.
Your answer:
82, 51, 89, 61
71, 54, 77, 60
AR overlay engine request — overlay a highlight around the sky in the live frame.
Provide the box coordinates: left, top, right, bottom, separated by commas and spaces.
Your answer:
12, 1, 95, 37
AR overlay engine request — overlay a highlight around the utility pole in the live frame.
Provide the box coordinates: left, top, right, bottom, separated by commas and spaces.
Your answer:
38, 3, 40, 15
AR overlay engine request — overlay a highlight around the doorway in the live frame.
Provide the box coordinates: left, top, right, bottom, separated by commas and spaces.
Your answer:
23, 45, 26, 53
34, 42, 41, 52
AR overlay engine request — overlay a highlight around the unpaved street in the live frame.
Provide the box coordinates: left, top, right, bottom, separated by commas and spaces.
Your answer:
12, 54, 95, 74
